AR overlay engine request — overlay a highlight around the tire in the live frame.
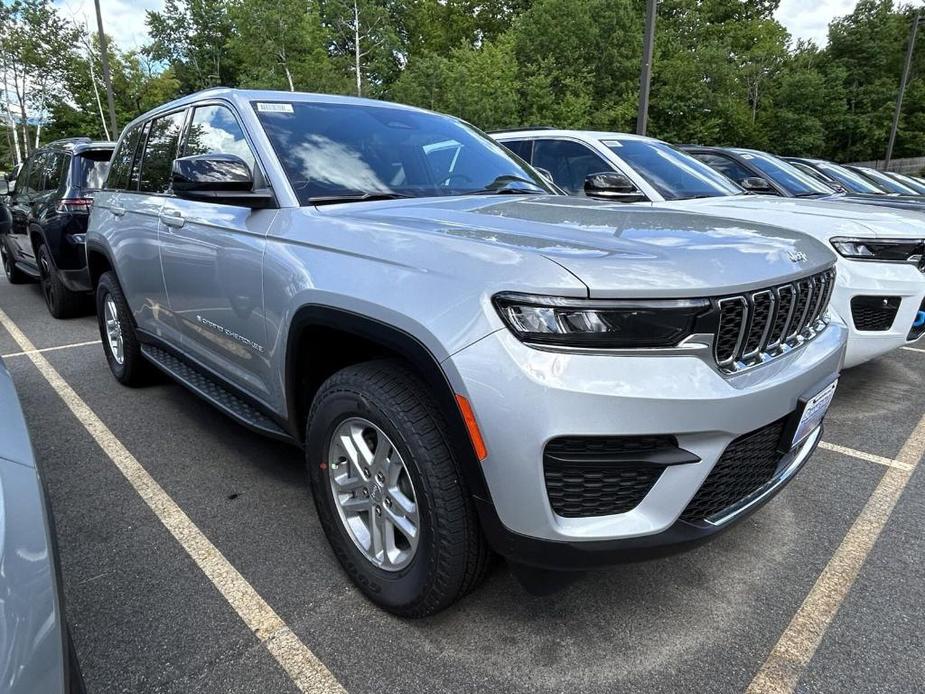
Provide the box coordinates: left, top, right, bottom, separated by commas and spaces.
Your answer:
306, 359, 491, 617
1, 240, 28, 284
38, 244, 85, 318
96, 271, 152, 386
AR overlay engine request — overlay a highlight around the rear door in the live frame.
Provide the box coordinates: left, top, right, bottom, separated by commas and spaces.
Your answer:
116, 111, 186, 339
8, 153, 45, 264
158, 102, 274, 399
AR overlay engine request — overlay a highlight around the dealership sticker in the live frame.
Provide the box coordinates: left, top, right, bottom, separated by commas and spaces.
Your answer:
256, 102, 294, 113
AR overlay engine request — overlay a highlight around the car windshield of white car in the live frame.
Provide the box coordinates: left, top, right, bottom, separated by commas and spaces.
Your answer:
252, 101, 552, 204
602, 139, 742, 201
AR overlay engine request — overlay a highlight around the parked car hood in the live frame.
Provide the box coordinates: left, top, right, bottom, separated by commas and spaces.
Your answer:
665, 194, 925, 240
316, 195, 834, 298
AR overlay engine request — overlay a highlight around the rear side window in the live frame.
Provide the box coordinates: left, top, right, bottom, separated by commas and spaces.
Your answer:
532, 139, 613, 194
107, 126, 142, 190
184, 104, 256, 173
43, 153, 67, 191
138, 111, 186, 194
26, 153, 46, 193
75, 150, 112, 190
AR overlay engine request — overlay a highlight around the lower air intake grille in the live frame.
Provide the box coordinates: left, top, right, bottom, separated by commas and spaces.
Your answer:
851, 296, 900, 331
679, 418, 787, 522
543, 436, 674, 518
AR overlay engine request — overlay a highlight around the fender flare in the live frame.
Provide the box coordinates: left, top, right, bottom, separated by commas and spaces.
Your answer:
284, 304, 493, 504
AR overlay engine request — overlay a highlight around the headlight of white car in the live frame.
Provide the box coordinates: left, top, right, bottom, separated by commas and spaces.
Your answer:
830, 237, 924, 267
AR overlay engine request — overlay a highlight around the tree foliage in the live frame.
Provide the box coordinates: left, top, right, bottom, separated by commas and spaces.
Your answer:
3, 0, 925, 171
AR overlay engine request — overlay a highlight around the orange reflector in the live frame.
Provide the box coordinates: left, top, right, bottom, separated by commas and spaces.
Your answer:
455, 394, 488, 461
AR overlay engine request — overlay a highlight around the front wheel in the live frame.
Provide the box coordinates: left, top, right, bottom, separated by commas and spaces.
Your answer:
96, 271, 152, 386
306, 359, 491, 617
1, 241, 28, 284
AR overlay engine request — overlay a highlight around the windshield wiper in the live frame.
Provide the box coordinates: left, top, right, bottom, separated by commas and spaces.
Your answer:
461, 175, 546, 196
309, 192, 413, 205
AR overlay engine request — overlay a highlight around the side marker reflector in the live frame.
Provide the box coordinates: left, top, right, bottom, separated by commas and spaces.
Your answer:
455, 394, 488, 461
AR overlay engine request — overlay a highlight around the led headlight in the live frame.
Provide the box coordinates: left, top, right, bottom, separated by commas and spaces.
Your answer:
493, 293, 710, 348
830, 237, 925, 267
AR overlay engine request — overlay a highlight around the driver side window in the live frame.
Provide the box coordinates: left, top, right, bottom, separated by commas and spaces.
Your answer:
694, 154, 752, 186
531, 139, 613, 194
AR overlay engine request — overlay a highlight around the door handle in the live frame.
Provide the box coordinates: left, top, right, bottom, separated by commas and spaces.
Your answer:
159, 211, 185, 229
110, 205, 126, 217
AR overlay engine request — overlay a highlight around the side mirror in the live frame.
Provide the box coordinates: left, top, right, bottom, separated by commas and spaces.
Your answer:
534, 167, 555, 184
740, 176, 776, 194
171, 154, 273, 208
583, 171, 647, 202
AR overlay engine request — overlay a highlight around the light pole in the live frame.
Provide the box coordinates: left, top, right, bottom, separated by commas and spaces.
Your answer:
94, 0, 118, 139
636, 0, 658, 136
885, 10, 924, 169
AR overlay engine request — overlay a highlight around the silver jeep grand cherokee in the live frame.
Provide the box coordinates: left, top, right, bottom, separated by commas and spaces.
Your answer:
85, 89, 847, 616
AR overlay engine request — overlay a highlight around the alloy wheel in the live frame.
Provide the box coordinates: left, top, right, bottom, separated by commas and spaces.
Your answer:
327, 417, 420, 571
104, 295, 125, 365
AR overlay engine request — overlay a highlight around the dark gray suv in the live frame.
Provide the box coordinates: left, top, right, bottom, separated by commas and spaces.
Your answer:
1, 138, 113, 317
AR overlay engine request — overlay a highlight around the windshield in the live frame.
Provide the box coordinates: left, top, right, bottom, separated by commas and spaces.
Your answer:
732, 150, 833, 197
812, 161, 885, 194
889, 172, 925, 195
855, 167, 919, 195
602, 139, 741, 200
76, 150, 112, 190
252, 101, 551, 204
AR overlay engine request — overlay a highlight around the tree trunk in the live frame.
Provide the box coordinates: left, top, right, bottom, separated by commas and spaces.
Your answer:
88, 52, 111, 140
285, 64, 295, 92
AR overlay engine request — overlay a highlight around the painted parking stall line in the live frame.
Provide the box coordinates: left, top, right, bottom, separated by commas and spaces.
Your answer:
2, 338, 101, 359
817, 441, 914, 471
0, 308, 344, 694
747, 412, 925, 694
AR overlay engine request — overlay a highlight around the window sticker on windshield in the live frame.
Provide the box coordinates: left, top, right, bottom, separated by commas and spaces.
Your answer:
256, 102, 294, 114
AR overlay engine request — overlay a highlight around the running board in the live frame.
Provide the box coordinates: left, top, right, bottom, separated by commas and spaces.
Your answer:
140, 344, 294, 443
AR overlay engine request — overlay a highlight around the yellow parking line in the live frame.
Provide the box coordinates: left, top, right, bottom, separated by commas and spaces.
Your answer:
0, 308, 344, 694
2, 339, 101, 359
818, 441, 913, 471
747, 412, 925, 693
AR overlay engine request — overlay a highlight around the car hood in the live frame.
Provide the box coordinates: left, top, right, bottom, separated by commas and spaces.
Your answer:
665, 194, 925, 240
316, 195, 834, 298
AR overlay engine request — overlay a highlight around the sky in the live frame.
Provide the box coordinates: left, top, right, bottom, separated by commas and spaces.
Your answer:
55, 0, 865, 53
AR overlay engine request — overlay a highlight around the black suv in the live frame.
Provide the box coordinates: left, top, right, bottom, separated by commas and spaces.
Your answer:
1, 138, 114, 317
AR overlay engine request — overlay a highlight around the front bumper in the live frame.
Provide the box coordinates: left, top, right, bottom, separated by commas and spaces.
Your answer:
446, 320, 846, 566
829, 257, 925, 367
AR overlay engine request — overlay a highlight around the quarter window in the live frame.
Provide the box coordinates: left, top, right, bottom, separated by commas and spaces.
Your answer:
184, 105, 256, 173
138, 111, 186, 194
532, 139, 613, 194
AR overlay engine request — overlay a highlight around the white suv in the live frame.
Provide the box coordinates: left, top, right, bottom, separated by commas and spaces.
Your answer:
493, 129, 925, 368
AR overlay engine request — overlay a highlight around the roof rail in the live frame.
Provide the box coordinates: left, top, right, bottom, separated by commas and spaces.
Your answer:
487, 126, 557, 134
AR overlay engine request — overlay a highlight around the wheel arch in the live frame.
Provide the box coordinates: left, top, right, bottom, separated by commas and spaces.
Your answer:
85, 241, 115, 289
284, 305, 492, 503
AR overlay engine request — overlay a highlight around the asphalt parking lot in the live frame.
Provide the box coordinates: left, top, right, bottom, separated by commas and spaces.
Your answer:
1, 276, 923, 694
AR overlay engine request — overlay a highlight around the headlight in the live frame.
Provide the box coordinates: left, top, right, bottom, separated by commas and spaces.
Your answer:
492, 293, 711, 348
830, 237, 924, 267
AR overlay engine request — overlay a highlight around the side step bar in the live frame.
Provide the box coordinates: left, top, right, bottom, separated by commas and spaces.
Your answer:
140, 344, 295, 444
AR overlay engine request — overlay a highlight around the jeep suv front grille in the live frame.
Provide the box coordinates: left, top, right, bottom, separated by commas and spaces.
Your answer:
714, 268, 835, 372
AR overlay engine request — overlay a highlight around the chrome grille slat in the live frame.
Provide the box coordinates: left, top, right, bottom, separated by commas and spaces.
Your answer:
714, 269, 835, 374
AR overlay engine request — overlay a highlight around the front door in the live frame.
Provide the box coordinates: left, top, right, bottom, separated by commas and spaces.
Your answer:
158, 103, 273, 400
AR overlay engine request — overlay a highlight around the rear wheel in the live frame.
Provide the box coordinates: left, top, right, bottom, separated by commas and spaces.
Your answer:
306, 359, 491, 617
1, 241, 27, 284
96, 271, 152, 386
38, 244, 84, 318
